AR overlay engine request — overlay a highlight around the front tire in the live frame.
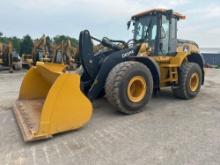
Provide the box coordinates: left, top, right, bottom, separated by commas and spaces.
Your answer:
105, 61, 153, 114
172, 62, 202, 99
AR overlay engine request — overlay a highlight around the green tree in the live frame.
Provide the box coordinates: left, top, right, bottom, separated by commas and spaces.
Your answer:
0, 35, 8, 43
53, 35, 78, 47
0, 34, 21, 55
8, 37, 21, 53
53, 35, 67, 44
20, 35, 33, 55
70, 37, 78, 47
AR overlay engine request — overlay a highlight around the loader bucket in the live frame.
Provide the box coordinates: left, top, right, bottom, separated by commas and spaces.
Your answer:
13, 63, 93, 141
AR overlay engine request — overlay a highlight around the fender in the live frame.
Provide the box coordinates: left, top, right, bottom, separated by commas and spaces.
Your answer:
187, 53, 205, 84
128, 56, 160, 89
86, 49, 136, 100
87, 54, 160, 100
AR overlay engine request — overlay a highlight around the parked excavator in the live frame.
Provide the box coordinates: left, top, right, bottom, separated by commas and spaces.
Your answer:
32, 35, 53, 65
0, 42, 22, 72
13, 9, 204, 141
52, 39, 78, 70
21, 53, 33, 69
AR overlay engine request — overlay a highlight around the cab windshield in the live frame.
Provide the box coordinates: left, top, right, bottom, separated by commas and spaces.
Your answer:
132, 15, 158, 42
129, 12, 178, 55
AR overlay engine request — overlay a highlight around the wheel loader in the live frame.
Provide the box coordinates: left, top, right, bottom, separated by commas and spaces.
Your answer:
13, 9, 204, 141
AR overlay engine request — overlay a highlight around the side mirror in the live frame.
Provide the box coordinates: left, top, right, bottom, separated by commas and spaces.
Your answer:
127, 21, 131, 30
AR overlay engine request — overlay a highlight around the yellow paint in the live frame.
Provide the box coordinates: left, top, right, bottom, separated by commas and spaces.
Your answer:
138, 43, 150, 56
127, 76, 147, 103
177, 43, 199, 54
16, 63, 93, 140
170, 52, 188, 66
189, 73, 199, 92
150, 51, 190, 86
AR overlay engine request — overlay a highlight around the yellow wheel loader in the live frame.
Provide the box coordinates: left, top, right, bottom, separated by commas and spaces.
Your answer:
13, 9, 204, 142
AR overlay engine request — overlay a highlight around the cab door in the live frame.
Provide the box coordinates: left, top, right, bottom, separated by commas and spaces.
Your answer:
158, 14, 177, 56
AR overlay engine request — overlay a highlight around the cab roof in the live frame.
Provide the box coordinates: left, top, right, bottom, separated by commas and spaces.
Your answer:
132, 8, 186, 20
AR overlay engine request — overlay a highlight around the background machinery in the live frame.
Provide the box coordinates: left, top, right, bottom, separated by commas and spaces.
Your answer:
52, 39, 78, 70
21, 53, 33, 69
0, 42, 22, 72
13, 9, 204, 141
32, 35, 53, 65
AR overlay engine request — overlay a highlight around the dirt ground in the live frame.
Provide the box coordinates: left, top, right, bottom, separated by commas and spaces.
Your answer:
0, 69, 220, 165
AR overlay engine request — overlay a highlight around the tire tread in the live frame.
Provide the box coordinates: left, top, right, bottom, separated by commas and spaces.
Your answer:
105, 61, 153, 114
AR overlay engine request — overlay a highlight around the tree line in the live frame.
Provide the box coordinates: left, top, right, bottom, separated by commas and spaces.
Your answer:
0, 33, 78, 56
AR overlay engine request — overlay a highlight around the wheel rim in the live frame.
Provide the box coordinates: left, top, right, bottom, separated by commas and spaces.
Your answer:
189, 73, 199, 92
127, 76, 147, 103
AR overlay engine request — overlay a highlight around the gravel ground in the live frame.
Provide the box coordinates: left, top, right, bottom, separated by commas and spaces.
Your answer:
0, 69, 220, 165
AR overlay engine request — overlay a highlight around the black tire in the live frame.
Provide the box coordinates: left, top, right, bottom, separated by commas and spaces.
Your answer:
172, 62, 202, 99
105, 61, 153, 114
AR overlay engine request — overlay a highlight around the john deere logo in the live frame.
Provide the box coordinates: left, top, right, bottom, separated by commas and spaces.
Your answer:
122, 50, 134, 58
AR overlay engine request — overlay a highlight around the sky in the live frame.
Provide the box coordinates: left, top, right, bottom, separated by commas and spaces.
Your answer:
0, 0, 220, 48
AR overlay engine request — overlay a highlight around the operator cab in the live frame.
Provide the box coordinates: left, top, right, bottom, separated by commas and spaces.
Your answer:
128, 9, 185, 56
12, 49, 21, 62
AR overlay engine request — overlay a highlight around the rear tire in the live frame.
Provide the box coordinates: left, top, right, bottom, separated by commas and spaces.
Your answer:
172, 62, 202, 99
105, 61, 153, 114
